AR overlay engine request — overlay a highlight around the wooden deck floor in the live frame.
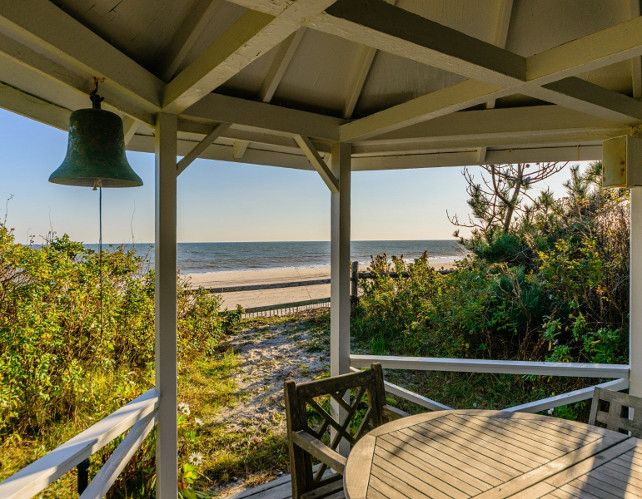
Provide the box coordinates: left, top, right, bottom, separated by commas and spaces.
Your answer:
229, 473, 293, 499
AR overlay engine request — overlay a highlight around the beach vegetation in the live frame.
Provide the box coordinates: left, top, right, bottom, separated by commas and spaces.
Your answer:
0, 223, 241, 496
353, 162, 629, 417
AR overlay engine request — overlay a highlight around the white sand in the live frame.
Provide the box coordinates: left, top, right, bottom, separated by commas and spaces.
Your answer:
184, 261, 457, 311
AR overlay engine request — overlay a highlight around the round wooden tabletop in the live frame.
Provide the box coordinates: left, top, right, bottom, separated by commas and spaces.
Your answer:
343, 409, 633, 499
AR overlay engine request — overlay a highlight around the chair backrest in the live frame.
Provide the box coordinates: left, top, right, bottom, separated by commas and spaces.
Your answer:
589, 387, 642, 437
284, 363, 387, 497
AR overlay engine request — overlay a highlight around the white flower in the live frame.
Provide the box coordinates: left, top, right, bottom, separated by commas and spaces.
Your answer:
195, 418, 204, 427
188, 452, 203, 466
178, 402, 190, 416
547, 408, 554, 415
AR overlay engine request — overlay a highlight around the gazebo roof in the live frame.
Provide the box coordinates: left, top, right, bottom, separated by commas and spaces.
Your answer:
1, 0, 641, 171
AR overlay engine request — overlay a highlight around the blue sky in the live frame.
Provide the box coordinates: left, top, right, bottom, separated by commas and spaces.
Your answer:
0, 108, 579, 244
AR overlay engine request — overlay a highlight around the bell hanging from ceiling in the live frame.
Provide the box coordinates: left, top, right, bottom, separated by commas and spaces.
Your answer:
49, 81, 142, 188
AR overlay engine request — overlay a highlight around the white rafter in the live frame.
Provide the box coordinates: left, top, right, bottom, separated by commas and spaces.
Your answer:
0, 0, 162, 112
294, 134, 339, 192
326, 3, 642, 141
0, 32, 155, 125
160, 0, 221, 82
479, 0, 514, 161
163, 0, 336, 114
0, 82, 70, 131
312, 0, 526, 87
341, 0, 397, 119
260, 29, 306, 102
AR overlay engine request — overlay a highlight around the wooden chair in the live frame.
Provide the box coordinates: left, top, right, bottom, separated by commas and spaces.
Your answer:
588, 387, 642, 437
284, 363, 409, 499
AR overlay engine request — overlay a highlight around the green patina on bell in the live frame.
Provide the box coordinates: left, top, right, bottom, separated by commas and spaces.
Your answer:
49, 94, 142, 188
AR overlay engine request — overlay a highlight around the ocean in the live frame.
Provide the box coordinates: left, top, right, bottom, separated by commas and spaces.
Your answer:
89, 240, 467, 274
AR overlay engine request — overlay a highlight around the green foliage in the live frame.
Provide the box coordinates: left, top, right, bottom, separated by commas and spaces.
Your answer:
0, 222, 231, 495
354, 162, 629, 414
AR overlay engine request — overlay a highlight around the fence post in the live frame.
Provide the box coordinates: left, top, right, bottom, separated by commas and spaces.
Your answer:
351, 261, 359, 309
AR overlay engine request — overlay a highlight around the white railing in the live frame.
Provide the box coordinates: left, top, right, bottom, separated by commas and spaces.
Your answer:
352, 354, 631, 414
0, 388, 159, 499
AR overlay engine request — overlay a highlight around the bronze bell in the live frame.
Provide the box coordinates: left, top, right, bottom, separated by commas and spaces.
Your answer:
49, 106, 142, 188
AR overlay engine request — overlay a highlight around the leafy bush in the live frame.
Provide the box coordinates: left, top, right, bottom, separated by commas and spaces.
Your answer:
0, 223, 230, 436
354, 162, 629, 399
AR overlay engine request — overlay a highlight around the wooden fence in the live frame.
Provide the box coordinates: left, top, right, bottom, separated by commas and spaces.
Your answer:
197, 262, 453, 316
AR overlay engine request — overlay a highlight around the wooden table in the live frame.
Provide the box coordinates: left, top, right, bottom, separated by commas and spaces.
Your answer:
344, 409, 642, 498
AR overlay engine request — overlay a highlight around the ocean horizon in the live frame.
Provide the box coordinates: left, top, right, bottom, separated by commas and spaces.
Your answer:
85, 240, 467, 274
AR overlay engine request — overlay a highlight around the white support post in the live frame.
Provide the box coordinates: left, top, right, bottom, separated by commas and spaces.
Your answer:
631, 188, 642, 396
330, 142, 351, 456
154, 112, 178, 498
330, 142, 351, 377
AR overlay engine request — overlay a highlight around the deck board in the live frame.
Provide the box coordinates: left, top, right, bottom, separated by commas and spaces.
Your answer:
229, 474, 293, 499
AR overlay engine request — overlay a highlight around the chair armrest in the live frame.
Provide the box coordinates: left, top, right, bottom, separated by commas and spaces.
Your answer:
383, 404, 411, 421
292, 431, 347, 474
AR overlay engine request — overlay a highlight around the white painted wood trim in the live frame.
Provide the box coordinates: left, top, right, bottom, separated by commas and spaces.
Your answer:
318, 0, 526, 87
350, 366, 452, 411
183, 93, 343, 141
0, 32, 155, 126
350, 355, 630, 378
631, 188, 642, 396
0, 81, 70, 131
79, 413, 157, 499
160, 0, 221, 82
232, 140, 250, 159
176, 123, 231, 176
504, 378, 629, 414
294, 135, 339, 192
330, 142, 351, 378
383, 379, 452, 411
260, 29, 306, 102
0, 389, 159, 499
0, 0, 162, 110
122, 117, 139, 146
163, 0, 336, 114
343, 45, 377, 119
163, 10, 274, 113
155, 113, 178, 499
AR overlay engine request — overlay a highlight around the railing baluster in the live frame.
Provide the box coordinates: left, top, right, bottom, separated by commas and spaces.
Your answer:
77, 458, 90, 494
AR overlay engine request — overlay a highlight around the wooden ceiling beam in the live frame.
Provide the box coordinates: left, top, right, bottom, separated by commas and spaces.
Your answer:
315, 0, 526, 87
362, 105, 627, 145
260, 29, 306, 102
163, 0, 336, 114
479, 0, 514, 161
311, 1, 642, 140
340, 80, 505, 141
160, 0, 221, 82
183, 93, 344, 141
0, 33, 155, 125
0, 0, 162, 112
536, 77, 642, 123
0, 82, 70, 131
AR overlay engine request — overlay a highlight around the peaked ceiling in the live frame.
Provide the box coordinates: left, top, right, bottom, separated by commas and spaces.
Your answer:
1, 0, 641, 172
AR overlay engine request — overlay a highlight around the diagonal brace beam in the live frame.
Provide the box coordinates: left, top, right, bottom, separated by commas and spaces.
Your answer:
176, 123, 231, 176
295, 135, 340, 192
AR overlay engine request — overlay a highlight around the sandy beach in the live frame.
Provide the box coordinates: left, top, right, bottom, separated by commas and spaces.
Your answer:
184, 261, 456, 311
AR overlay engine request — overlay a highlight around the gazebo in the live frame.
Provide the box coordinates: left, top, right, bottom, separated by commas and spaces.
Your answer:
1, 0, 642, 497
